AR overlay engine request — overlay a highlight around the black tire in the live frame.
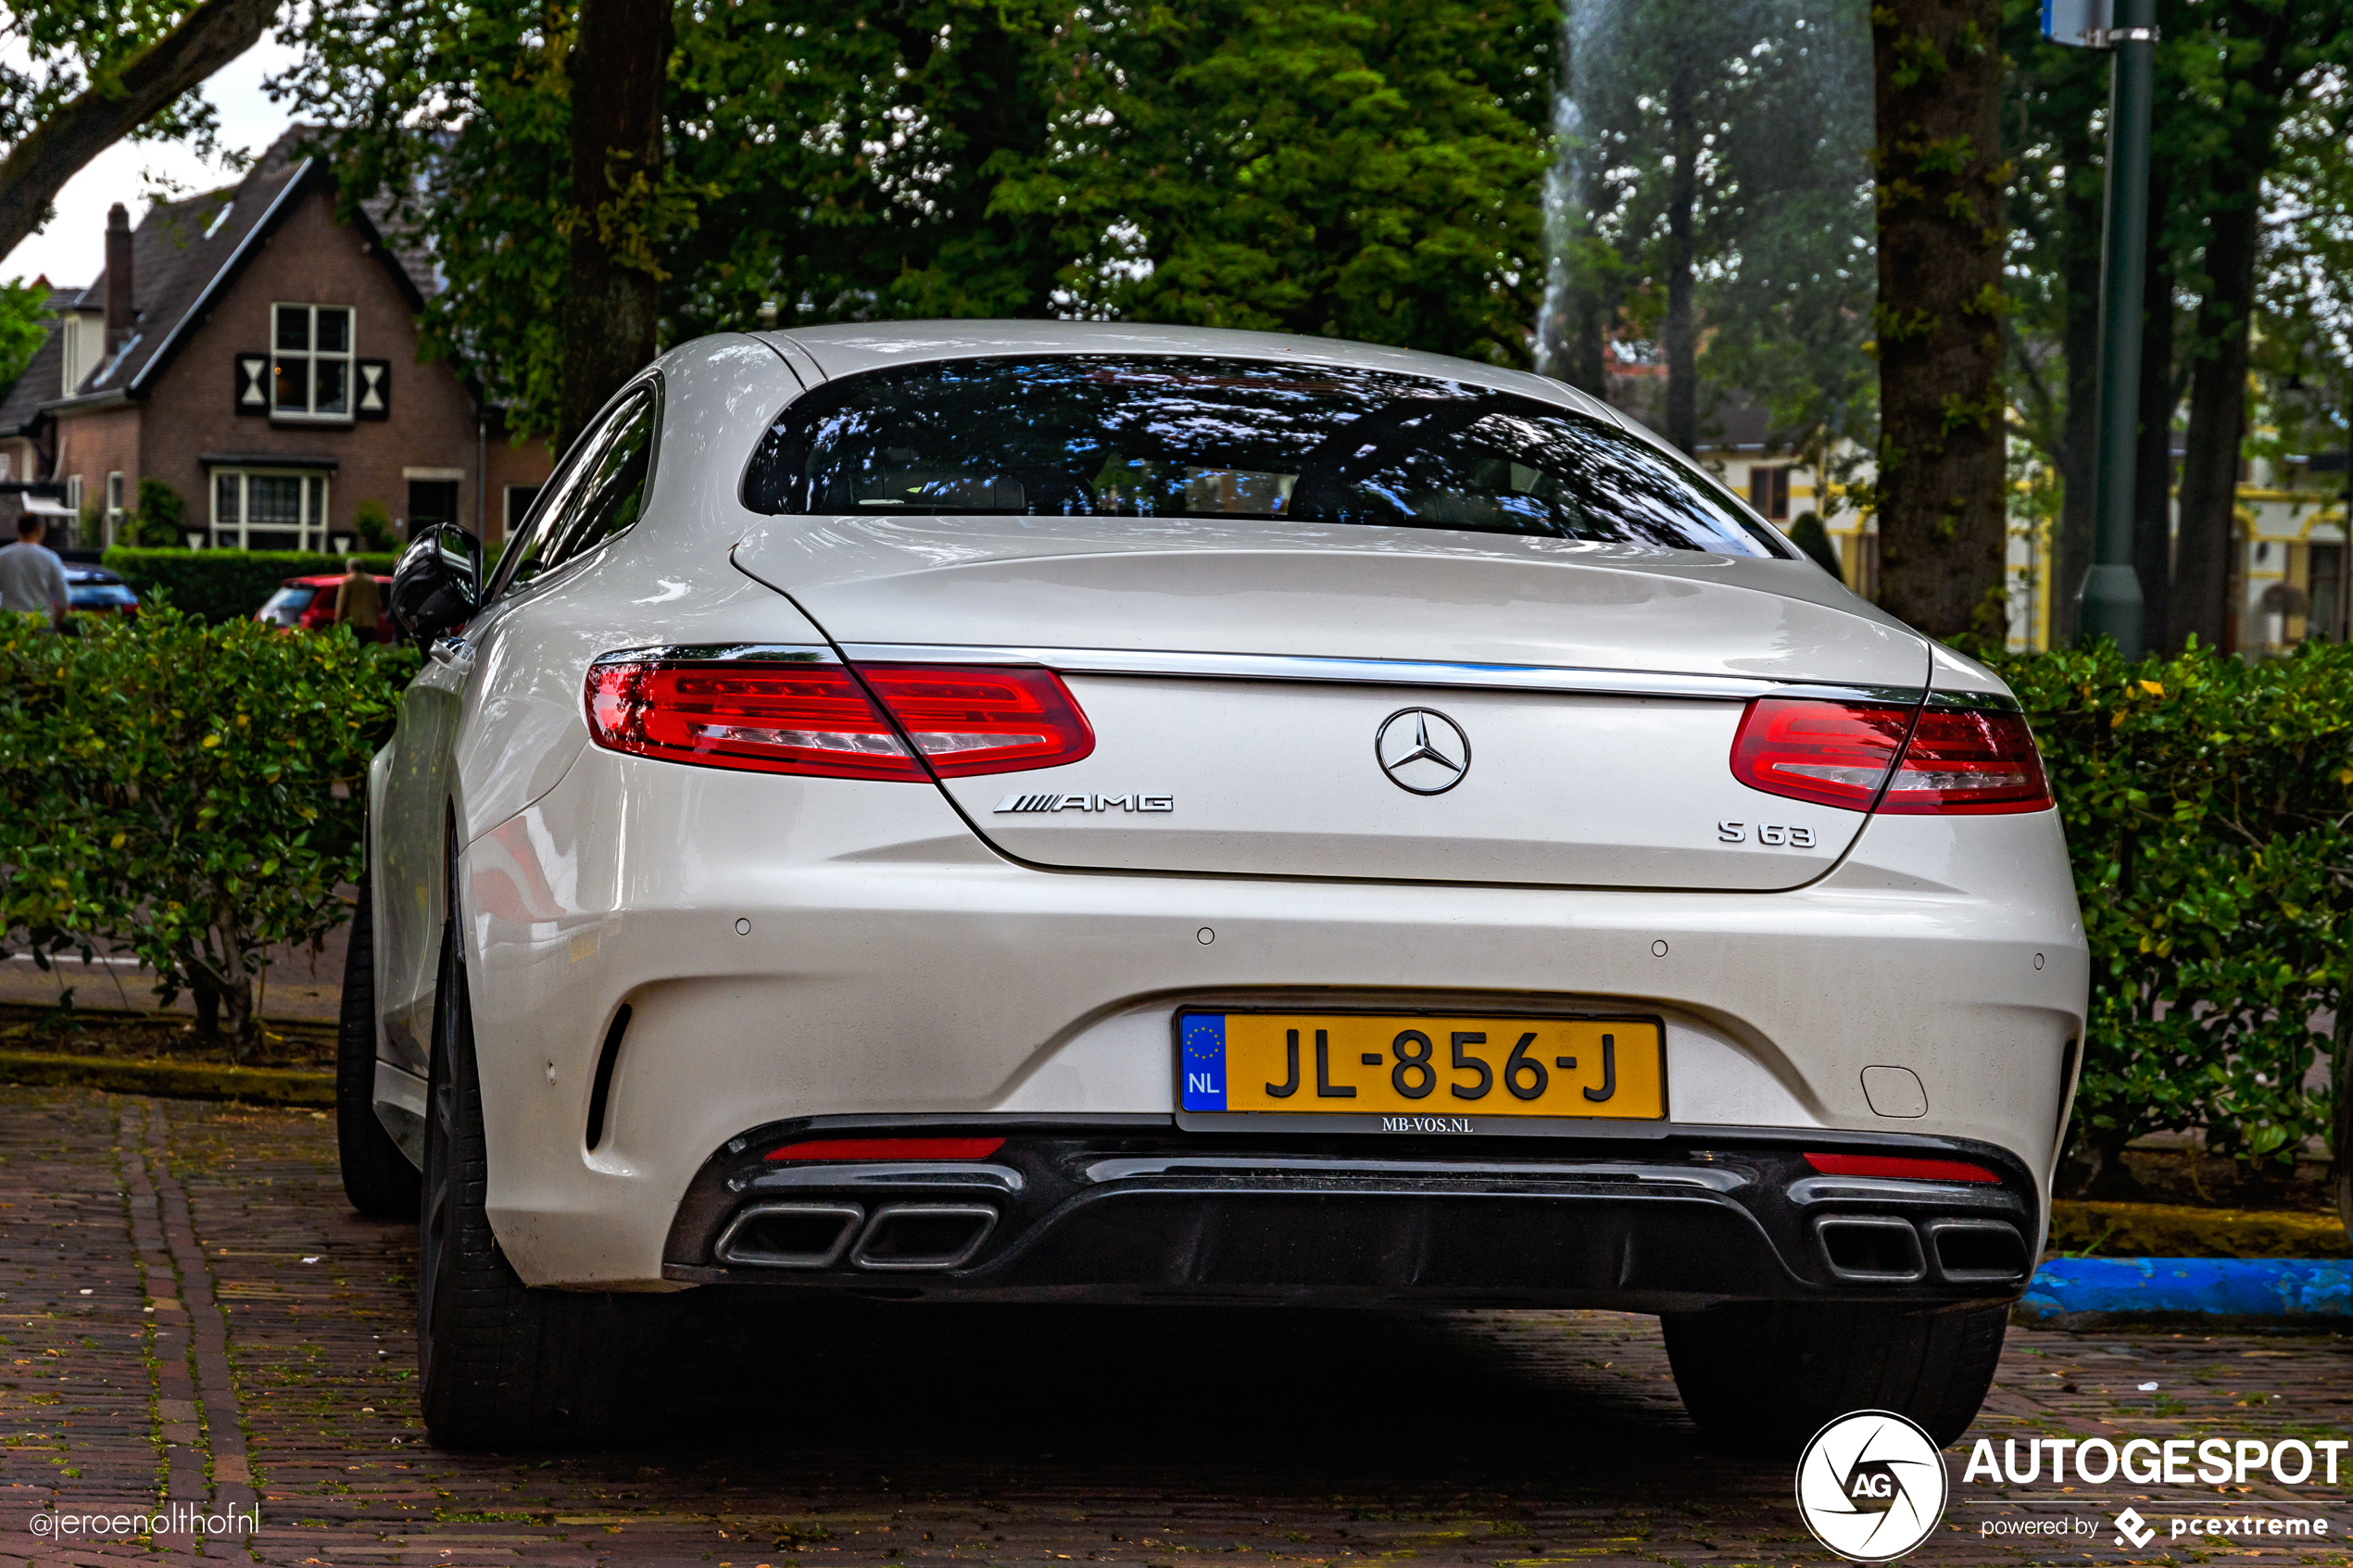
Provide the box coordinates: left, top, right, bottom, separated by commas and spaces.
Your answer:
1661, 1300, 2008, 1457
418, 909, 623, 1449
336, 878, 422, 1219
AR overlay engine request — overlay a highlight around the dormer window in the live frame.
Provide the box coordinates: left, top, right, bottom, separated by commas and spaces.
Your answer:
273, 304, 355, 420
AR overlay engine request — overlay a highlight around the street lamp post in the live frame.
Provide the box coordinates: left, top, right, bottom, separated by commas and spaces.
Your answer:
2047, 0, 2158, 657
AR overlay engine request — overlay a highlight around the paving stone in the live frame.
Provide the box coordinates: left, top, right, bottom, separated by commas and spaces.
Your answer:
0, 1085, 2349, 1564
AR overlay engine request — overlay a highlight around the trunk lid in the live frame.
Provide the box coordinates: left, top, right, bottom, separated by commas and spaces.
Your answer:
733, 517, 1931, 890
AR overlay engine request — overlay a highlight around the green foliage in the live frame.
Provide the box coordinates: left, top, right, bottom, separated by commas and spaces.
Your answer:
1996, 640, 2353, 1184
131, 478, 184, 548
351, 499, 396, 552
101, 547, 398, 624
272, 0, 1557, 433
0, 277, 49, 390
0, 608, 416, 1056
997, 0, 1556, 364
0, 0, 236, 157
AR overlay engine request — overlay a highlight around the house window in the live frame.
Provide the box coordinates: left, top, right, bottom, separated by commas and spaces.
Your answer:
504, 483, 544, 541
59, 315, 90, 397
212, 469, 330, 551
273, 304, 355, 420
106, 471, 125, 546
1749, 466, 1791, 521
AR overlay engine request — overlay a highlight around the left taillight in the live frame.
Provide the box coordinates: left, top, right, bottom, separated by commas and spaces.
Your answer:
584, 658, 1094, 779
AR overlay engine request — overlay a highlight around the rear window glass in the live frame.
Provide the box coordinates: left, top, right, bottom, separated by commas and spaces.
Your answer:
742, 356, 1786, 557
258, 585, 315, 624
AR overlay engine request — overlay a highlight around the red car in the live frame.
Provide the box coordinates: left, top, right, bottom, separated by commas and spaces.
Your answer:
257, 574, 396, 639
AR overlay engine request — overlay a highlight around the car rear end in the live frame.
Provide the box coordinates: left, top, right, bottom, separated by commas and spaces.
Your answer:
456, 334, 2085, 1332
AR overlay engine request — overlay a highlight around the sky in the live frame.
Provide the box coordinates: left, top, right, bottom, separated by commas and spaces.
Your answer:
1, 32, 302, 287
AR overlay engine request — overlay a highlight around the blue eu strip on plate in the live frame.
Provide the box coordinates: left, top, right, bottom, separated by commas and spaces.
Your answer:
1180, 1014, 1227, 1110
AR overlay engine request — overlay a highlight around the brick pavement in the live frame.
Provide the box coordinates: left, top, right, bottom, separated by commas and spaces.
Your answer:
1, 1085, 2350, 1566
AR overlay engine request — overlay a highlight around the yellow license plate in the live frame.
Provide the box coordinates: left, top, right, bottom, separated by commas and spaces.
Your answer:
1177, 1012, 1666, 1121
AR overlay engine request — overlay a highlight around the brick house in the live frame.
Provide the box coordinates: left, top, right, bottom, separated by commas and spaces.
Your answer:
0, 133, 550, 552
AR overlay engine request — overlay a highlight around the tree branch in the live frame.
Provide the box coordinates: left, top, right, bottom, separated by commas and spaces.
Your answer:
0, 0, 280, 263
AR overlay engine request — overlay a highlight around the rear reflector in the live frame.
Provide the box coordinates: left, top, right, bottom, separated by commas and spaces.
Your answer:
586, 659, 1092, 779
1802, 1151, 2001, 1184
763, 1136, 1007, 1163
1730, 697, 2050, 814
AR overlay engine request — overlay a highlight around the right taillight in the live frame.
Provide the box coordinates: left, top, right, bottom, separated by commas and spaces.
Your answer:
1730, 696, 2050, 815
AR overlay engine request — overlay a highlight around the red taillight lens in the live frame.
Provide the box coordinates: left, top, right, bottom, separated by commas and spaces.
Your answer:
855, 663, 1095, 777
585, 659, 1093, 779
1875, 707, 2051, 814
763, 1136, 1006, 1163
1729, 696, 2050, 814
586, 660, 926, 778
1803, 1151, 2000, 1184
1728, 697, 1911, 809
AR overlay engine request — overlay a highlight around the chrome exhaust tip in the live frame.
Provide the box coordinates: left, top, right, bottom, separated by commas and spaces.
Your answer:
851, 1203, 1000, 1271
1814, 1214, 1928, 1283
713, 1202, 865, 1269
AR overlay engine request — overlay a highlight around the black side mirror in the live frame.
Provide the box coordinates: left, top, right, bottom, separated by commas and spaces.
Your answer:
391, 524, 482, 642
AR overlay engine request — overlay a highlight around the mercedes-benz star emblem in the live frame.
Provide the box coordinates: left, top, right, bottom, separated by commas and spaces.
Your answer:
1375, 709, 1471, 795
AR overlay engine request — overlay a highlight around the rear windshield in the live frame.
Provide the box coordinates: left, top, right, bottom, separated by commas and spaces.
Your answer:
742, 356, 1788, 557
257, 585, 316, 624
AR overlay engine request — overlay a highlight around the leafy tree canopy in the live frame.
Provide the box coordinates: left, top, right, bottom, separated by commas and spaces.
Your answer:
272, 0, 1556, 437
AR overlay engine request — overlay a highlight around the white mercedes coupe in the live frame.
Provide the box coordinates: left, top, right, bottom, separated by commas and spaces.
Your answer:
343, 322, 2087, 1452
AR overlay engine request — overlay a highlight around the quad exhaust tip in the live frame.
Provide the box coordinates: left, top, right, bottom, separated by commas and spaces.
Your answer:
714, 1201, 1000, 1273
1814, 1214, 2028, 1286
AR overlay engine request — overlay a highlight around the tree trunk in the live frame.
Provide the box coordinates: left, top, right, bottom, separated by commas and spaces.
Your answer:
2168, 3, 2300, 653
558, 0, 672, 451
0, 0, 278, 262
2132, 211, 2176, 655
1662, 60, 1699, 454
1869, 0, 2009, 643
2170, 199, 2263, 652
191, 971, 220, 1040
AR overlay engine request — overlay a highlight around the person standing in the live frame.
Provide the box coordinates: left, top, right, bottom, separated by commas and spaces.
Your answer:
0, 514, 69, 631
333, 555, 384, 643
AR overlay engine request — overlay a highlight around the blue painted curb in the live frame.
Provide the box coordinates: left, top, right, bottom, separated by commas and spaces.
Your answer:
2020, 1257, 2353, 1322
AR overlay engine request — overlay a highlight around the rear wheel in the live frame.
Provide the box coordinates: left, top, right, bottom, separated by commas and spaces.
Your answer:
418, 909, 622, 1449
1661, 1301, 2007, 1457
335, 878, 421, 1219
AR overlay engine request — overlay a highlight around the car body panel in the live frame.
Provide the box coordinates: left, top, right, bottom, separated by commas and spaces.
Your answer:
455, 742, 2082, 1287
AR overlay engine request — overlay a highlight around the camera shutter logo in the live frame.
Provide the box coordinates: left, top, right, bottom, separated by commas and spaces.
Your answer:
1794, 1411, 1950, 1562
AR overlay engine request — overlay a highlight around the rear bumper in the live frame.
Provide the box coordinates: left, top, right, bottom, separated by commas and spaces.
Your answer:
661, 1122, 2038, 1311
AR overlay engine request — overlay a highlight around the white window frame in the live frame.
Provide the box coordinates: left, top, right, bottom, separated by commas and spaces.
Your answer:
209, 468, 332, 551
59, 314, 91, 397
271, 303, 358, 421
105, 470, 125, 546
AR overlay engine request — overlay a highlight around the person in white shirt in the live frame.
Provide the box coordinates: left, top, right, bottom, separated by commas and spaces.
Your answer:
0, 513, 69, 631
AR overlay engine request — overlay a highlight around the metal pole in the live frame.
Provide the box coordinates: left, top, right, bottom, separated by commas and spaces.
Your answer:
2077, 0, 2157, 656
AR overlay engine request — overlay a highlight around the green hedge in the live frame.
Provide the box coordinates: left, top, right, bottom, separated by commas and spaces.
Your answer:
0, 608, 416, 1056
1994, 640, 2353, 1188
102, 547, 400, 623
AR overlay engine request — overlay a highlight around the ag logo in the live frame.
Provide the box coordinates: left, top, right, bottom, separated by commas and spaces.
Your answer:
1794, 1410, 1949, 1562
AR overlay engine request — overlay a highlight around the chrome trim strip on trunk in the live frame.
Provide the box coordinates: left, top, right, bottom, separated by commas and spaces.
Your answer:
837, 643, 1925, 705
591, 643, 838, 666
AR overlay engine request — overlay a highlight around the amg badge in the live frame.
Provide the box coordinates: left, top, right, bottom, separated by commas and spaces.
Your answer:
993, 792, 1175, 813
